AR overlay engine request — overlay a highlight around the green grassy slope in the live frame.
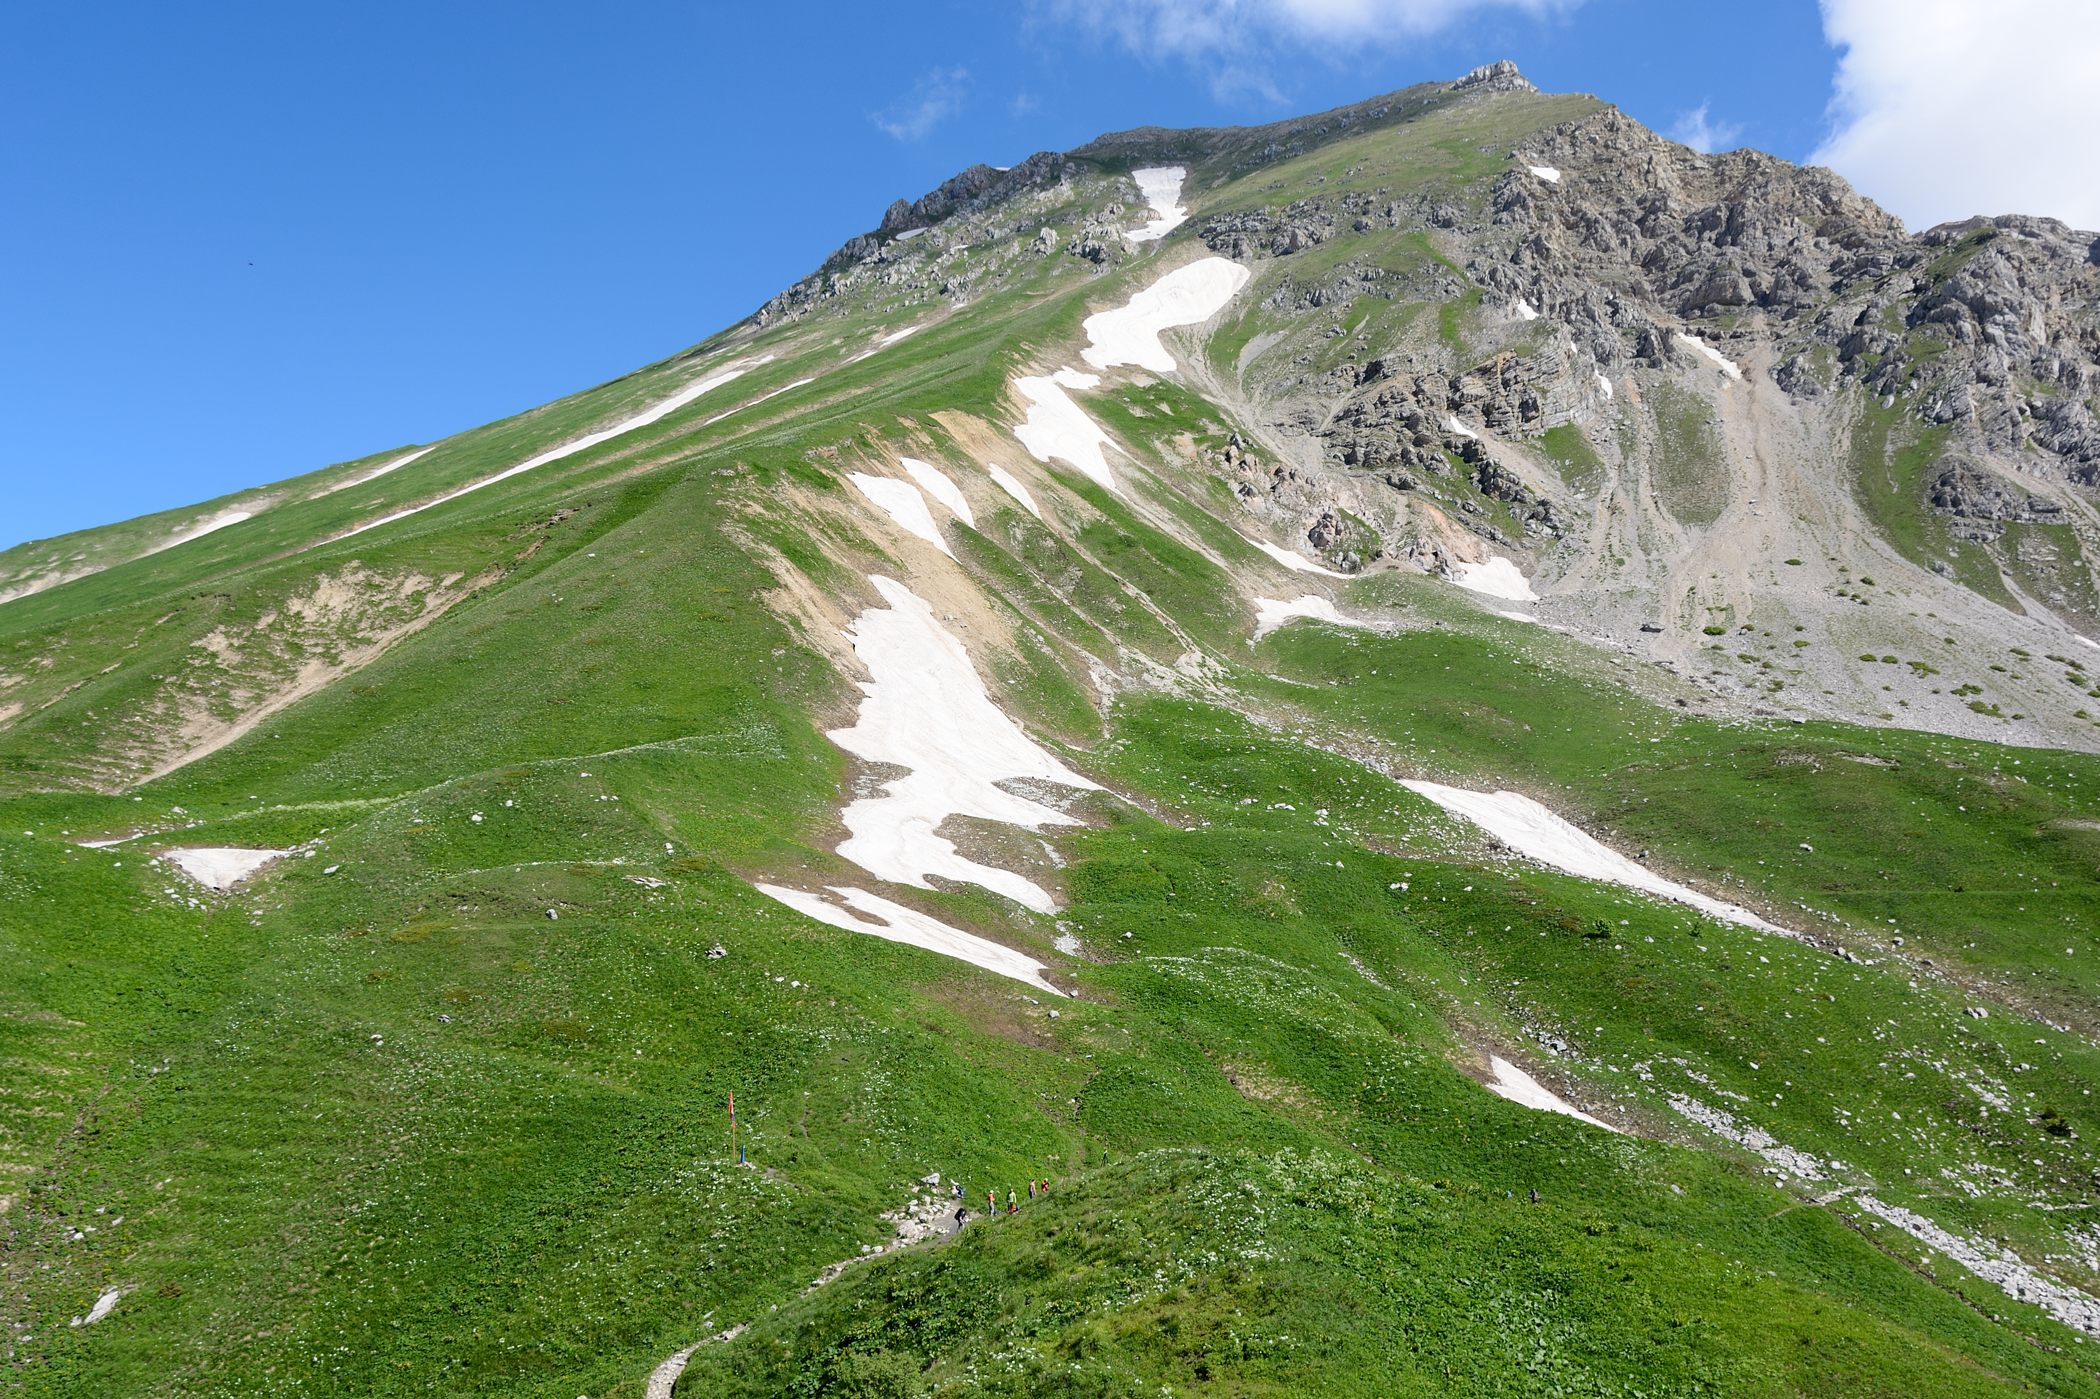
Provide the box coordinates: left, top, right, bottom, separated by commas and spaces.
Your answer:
5, 75, 2100, 1399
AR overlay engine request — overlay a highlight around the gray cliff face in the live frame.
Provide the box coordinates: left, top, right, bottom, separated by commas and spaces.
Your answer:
728, 64, 2100, 748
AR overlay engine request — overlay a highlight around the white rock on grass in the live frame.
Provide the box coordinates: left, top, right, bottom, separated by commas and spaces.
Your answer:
1123, 166, 1189, 243
899, 457, 975, 527
1400, 780, 1792, 934
1081, 258, 1251, 374
1252, 595, 1366, 640
71, 1288, 121, 1327
847, 472, 951, 557
340, 356, 773, 539
1241, 533, 1351, 579
984, 463, 1041, 519
1013, 370, 1117, 492
828, 576, 1100, 912
1485, 1056, 1620, 1132
163, 847, 290, 891
1449, 556, 1538, 602
754, 883, 1061, 995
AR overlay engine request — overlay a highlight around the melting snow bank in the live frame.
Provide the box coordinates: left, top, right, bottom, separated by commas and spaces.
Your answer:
848, 473, 951, 556
1527, 164, 1562, 184
1443, 415, 1479, 441
1400, 781, 1790, 934
1081, 257, 1251, 373
1513, 298, 1540, 321
1448, 556, 1538, 602
339, 357, 770, 539
1681, 334, 1742, 380
1669, 1094, 2100, 1334
755, 884, 1060, 995
1486, 1056, 1620, 1132
900, 457, 974, 526
1013, 370, 1117, 491
320, 447, 433, 497
1594, 371, 1614, 401
163, 847, 289, 891
1124, 166, 1188, 243
1253, 595, 1364, 640
985, 463, 1041, 518
1242, 533, 1351, 579
829, 576, 1100, 912
162, 509, 255, 551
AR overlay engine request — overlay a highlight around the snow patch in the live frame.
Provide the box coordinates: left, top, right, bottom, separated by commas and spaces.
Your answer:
1486, 1056, 1619, 1132
1681, 335, 1742, 380
1253, 595, 1365, 639
755, 883, 1060, 995
340, 358, 770, 539
703, 376, 817, 426
899, 458, 975, 527
828, 576, 1100, 912
321, 447, 432, 496
985, 463, 1041, 519
163, 510, 255, 551
1527, 164, 1562, 184
1241, 533, 1351, 579
848, 473, 951, 557
1449, 556, 1538, 602
1124, 166, 1188, 243
1013, 372, 1117, 491
879, 324, 924, 347
163, 847, 289, 891
1594, 371, 1614, 401
1081, 257, 1251, 374
1443, 414, 1479, 441
1400, 781, 1788, 933
1513, 298, 1540, 321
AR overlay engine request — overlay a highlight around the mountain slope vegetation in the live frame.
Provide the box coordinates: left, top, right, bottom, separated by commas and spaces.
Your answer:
4, 61, 2099, 1398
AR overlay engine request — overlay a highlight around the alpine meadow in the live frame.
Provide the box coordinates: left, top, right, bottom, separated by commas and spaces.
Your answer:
9, 59, 2100, 1398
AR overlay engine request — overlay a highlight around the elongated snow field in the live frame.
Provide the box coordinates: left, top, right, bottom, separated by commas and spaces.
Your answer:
1242, 533, 1350, 579
984, 463, 1041, 518
1252, 595, 1363, 639
1401, 780, 1788, 933
1681, 334, 1743, 380
338, 357, 770, 539
1485, 1056, 1619, 1132
1124, 166, 1188, 243
1081, 257, 1250, 374
848, 473, 952, 556
754, 883, 1061, 995
899, 457, 974, 526
1013, 370, 1117, 491
828, 576, 1099, 912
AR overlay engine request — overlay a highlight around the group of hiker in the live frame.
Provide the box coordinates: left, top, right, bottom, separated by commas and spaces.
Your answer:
949, 1175, 1053, 1228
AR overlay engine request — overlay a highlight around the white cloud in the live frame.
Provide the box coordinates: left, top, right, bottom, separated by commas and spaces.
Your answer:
1811, 0, 2100, 232
1667, 101, 1741, 155
873, 67, 970, 142
1041, 0, 1580, 85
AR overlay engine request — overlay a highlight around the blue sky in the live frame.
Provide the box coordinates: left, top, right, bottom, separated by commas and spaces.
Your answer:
4, 0, 2091, 550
